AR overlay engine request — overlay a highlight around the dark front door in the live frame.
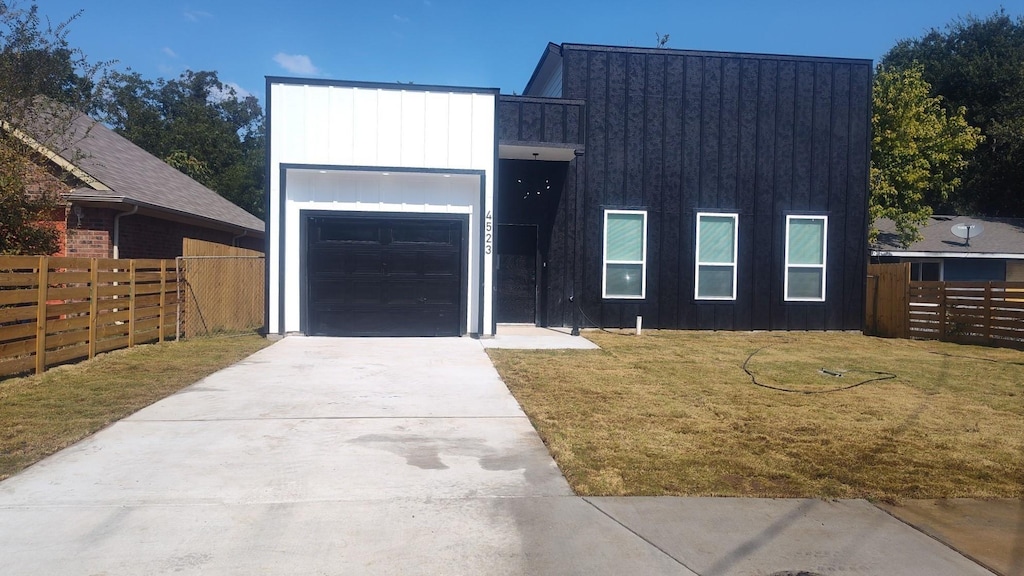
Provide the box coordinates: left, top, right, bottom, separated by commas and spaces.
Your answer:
495, 224, 537, 323
306, 215, 464, 336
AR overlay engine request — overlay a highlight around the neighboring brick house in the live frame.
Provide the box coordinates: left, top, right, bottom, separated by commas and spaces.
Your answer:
11, 107, 264, 258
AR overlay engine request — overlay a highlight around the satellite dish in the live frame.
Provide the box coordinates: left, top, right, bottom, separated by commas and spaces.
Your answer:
951, 222, 984, 246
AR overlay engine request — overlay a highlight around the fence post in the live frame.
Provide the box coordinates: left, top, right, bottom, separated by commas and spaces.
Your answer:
901, 264, 911, 338
175, 257, 182, 342
984, 282, 992, 344
88, 259, 98, 359
34, 256, 49, 374
128, 260, 137, 348
159, 260, 167, 343
938, 282, 947, 341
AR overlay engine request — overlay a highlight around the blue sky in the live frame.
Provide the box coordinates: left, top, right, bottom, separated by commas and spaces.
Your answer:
39, 0, 1024, 102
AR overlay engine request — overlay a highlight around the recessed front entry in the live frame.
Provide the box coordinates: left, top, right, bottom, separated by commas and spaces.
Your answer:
304, 214, 467, 336
495, 224, 538, 323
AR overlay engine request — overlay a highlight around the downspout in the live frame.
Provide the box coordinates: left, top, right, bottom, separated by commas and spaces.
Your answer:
112, 205, 139, 259
231, 229, 247, 247
111, 205, 139, 317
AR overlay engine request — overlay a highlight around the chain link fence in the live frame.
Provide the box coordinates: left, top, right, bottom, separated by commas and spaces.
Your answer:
176, 255, 264, 338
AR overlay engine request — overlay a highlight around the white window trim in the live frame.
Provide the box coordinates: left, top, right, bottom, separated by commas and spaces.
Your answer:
602, 209, 648, 299
694, 212, 738, 301
784, 215, 828, 302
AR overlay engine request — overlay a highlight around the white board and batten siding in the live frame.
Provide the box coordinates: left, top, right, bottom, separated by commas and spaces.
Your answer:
268, 80, 498, 336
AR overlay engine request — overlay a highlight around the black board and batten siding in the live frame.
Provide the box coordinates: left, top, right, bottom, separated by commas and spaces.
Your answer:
498, 96, 585, 145
544, 45, 873, 331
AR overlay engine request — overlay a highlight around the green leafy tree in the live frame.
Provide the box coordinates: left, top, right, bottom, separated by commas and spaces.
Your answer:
0, 1, 105, 254
883, 10, 1024, 217
870, 65, 981, 247
94, 70, 265, 218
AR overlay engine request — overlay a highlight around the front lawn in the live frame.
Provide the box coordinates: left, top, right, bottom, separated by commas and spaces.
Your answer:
0, 335, 271, 481
487, 331, 1024, 502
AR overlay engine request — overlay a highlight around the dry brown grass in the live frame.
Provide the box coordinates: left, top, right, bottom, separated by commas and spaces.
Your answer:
488, 331, 1024, 502
0, 335, 271, 480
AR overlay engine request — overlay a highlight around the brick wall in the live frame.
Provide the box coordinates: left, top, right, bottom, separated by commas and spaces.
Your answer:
63, 208, 263, 259
65, 206, 114, 258
118, 214, 263, 259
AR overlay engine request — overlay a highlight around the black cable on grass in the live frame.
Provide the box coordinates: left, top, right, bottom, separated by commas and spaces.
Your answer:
742, 344, 897, 394
928, 351, 1024, 366
574, 301, 634, 336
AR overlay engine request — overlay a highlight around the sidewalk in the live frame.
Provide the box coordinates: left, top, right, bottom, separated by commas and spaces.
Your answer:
878, 499, 1023, 576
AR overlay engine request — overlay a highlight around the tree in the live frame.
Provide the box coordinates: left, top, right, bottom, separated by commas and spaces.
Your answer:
882, 10, 1024, 217
94, 70, 265, 218
870, 65, 981, 247
0, 1, 105, 254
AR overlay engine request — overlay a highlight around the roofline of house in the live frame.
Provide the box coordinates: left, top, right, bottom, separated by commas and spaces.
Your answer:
266, 76, 500, 95
498, 94, 586, 106
523, 42, 563, 96
870, 250, 1024, 260
0, 120, 110, 191
560, 42, 873, 65
67, 193, 265, 237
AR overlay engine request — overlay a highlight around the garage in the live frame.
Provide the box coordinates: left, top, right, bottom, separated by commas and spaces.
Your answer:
268, 79, 497, 336
304, 214, 467, 336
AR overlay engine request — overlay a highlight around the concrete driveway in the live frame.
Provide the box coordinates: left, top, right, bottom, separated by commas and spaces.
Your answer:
0, 337, 993, 575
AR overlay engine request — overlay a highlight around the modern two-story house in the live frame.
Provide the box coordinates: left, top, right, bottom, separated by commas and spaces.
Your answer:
267, 42, 871, 337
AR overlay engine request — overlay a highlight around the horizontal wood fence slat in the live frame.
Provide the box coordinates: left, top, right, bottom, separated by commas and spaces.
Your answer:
867, 263, 1024, 350
0, 256, 180, 378
2, 239, 266, 379
907, 280, 1024, 350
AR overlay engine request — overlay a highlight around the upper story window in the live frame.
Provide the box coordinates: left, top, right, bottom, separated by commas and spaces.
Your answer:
695, 213, 738, 300
785, 215, 828, 301
603, 210, 647, 299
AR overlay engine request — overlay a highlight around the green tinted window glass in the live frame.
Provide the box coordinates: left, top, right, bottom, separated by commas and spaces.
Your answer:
698, 215, 735, 263
789, 218, 824, 265
606, 263, 644, 297
697, 265, 734, 298
606, 213, 644, 261
787, 268, 823, 299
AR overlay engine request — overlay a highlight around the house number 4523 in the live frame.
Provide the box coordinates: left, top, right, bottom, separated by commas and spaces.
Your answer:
484, 211, 493, 255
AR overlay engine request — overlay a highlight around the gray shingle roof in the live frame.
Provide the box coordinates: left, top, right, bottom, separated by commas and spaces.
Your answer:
47, 108, 264, 235
872, 215, 1024, 256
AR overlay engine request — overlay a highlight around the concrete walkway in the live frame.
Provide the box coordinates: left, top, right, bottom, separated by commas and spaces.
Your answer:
0, 337, 995, 575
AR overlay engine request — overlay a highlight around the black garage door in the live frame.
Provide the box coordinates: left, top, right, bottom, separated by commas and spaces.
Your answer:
306, 215, 465, 336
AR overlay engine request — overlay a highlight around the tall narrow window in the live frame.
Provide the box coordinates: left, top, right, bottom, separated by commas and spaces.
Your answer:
785, 215, 828, 301
695, 213, 738, 300
603, 210, 647, 299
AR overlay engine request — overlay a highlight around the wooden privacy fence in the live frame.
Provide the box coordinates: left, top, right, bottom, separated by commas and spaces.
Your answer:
865, 263, 910, 338
866, 262, 1024, 349
0, 256, 178, 378
178, 238, 264, 338
907, 281, 1024, 348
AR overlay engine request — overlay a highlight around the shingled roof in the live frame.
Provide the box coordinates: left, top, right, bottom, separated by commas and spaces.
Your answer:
17, 104, 264, 236
872, 215, 1024, 257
